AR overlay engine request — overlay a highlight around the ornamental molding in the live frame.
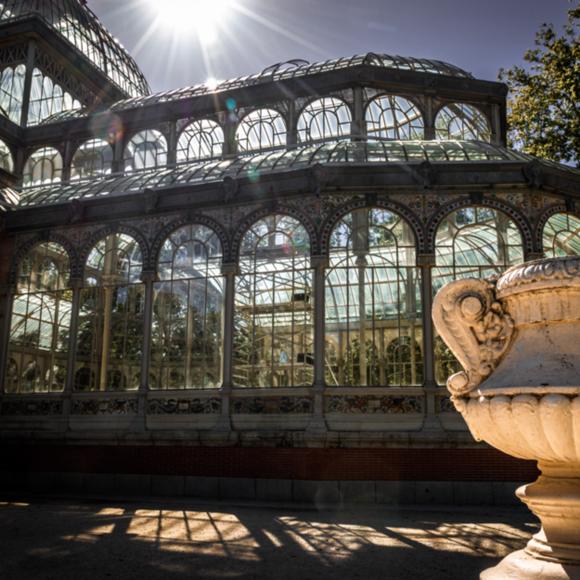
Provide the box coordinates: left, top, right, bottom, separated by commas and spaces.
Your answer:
496, 256, 580, 296
325, 395, 423, 414
147, 398, 221, 415
231, 396, 313, 414
425, 197, 534, 255
71, 399, 138, 415
1, 399, 64, 416
432, 278, 514, 397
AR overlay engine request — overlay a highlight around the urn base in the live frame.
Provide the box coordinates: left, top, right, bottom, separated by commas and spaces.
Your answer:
481, 549, 580, 580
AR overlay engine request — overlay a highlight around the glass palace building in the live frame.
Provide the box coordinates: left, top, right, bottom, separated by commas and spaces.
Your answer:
0, 0, 578, 500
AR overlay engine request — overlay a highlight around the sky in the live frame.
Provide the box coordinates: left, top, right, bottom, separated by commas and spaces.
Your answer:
89, 0, 575, 93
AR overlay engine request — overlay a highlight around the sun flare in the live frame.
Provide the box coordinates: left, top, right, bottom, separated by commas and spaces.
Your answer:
146, 0, 233, 44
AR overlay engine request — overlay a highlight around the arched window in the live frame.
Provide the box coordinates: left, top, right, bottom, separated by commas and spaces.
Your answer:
71, 138, 114, 180
151, 224, 224, 389
433, 207, 524, 384
177, 120, 224, 162
75, 234, 144, 392
435, 103, 491, 141
236, 109, 286, 153
5, 243, 71, 393
366, 95, 424, 140
542, 213, 580, 257
124, 129, 167, 172
0, 138, 13, 172
326, 209, 422, 387
234, 215, 313, 387
27, 68, 81, 126
22, 147, 63, 187
0, 64, 25, 124
297, 97, 352, 143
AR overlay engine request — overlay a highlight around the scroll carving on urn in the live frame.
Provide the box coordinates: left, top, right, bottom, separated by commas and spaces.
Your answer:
433, 256, 580, 580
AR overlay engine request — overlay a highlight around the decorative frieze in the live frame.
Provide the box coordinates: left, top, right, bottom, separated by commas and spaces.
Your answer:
147, 398, 221, 415
1, 399, 63, 416
231, 396, 313, 414
325, 395, 423, 414
72, 398, 138, 415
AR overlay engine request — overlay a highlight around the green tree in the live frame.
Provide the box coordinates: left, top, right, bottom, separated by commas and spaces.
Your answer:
499, 6, 579, 166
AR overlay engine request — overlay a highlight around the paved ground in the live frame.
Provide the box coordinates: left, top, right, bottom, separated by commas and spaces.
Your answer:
0, 495, 538, 580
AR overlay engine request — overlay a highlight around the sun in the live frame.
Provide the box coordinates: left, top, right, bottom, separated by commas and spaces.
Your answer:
145, 0, 234, 45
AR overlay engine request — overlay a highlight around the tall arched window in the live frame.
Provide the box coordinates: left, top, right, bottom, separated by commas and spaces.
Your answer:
236, 109, 286, 153
75, 234, 144, 392
23, 147, 63, 187
366, 95, 424, 140
71, 138, 114, 180
151, 224, 224, 389
435, 103, 491, 141
177, 120, 224, 162
297, 97, 352, 143
326, 209, 422, 387
542, 213, 580, 257
5, 243, 71, 393
0, 138, 13, 172
124, 129, 167, 172
234, 215, 313, 387
433, 207, 524, 384
0, 64, 25, 124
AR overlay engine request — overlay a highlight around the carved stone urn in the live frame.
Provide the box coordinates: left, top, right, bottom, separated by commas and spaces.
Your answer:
433, 256, 580, 580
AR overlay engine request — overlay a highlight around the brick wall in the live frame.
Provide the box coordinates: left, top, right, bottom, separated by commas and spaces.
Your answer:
0, 444, 539, 482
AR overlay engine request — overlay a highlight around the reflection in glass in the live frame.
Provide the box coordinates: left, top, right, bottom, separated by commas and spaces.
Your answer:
297, 97, 352, 143
435, 103, 491, 141
236, 109, 286, 152
366, 95, 424, 140
124, 129, 167, 172
6, 243, 71, 393
0, 138, 13, 172
177, 119, 224, 162
234, 215, 313, 387
23, 147, 63, 187
543, 213, 580, 257
326, 209, 422, 386
433, 207, 523, 384
151, 225, 224, 389
75, 234, 144, 391
0, 64, 25, 124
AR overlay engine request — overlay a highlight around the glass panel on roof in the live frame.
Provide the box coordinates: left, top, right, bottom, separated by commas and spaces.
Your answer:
177, 119, 224, 162
435, 103, 491, 142
71, 138, 113, 181
152, 224, 223, 390
23, 147, 63, 187
297, 97, 352, 144
543, 213, 580, 257
124, 129, 167, 172
6, 242, 71, 394
326, 208, 422, 386
0, 63, 25, 124
366, 95, 425, 140
235, 214, 312, 387
236, 108, 286, 153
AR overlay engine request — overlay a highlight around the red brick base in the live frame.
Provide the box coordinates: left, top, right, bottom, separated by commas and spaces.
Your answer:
0, 444, 539, 481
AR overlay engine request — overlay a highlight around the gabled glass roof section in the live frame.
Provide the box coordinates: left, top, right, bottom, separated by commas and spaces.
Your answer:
0, 0, 150, 98
15, 140, 531, 208
34, 52, 471, 121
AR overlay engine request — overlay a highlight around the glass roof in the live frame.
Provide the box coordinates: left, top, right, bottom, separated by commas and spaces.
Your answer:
13, 140, 532, 208
33, 52, 471, 122
0, 0, 150, 98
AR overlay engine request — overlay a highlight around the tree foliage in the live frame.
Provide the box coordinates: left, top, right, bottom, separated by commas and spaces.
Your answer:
499, 6, 579, 166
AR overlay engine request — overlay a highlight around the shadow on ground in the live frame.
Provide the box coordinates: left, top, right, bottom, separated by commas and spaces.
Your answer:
0, 495, 538, 580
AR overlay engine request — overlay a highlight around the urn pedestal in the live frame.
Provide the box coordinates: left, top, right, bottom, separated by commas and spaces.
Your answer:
433, 257, 580, 580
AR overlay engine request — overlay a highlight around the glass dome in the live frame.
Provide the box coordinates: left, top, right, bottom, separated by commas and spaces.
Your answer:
0, 0, 150, 98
